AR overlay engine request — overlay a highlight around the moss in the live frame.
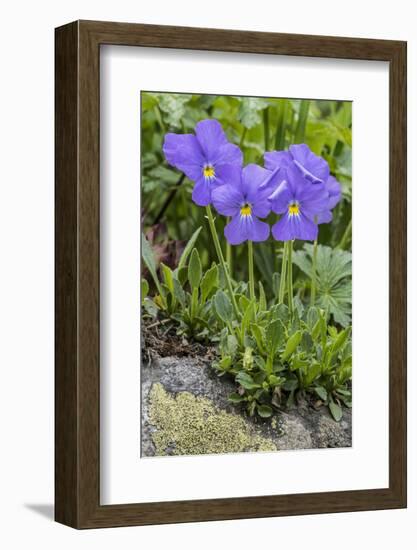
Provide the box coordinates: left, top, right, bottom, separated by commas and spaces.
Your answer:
148, 383, 277, 456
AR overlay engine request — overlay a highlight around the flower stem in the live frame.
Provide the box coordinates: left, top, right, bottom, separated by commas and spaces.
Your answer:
248, 240, 255, 302
275, 99, 288, 150
205, 205, 240, 320
278, 242, 288, 304
294, 100, 310, 144
263, 107, 270, 151
287, 240, 294, 314
337, 219, 352, 250
226, 217, 233, 275
311, 237, 318, 306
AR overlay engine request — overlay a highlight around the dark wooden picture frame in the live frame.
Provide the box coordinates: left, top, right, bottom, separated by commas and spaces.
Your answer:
55, 20, 407, 529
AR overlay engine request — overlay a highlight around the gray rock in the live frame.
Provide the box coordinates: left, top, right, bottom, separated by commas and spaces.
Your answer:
141, 354, 352, 457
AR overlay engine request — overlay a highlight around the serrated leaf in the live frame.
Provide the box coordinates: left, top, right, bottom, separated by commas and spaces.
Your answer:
152, 93, 193, 128
238, 97, 269, 128
292, 244, 352, 327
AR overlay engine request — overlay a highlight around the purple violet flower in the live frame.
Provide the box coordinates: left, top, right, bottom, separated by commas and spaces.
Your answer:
317, 176, 342, 223
163, 119, 243, 207
268, 163, 329, 242
211, 165, 281, 245
265, 144, 330, 184
265, 143, 342, 224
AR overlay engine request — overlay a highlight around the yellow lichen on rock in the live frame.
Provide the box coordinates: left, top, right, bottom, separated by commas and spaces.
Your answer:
148, 383, 277, 456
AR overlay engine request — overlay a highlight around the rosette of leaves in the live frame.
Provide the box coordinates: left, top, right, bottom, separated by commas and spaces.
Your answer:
292, 243, 352, 327
142, 226, 224, 341
213, 301, 351, 421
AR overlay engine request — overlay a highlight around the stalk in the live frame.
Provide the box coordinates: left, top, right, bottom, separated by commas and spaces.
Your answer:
311, 216, 318, 306
278, 242, 288, 304
263, 107, 270, 151
275, 99, 288, 150
287, 240, 294, 314
248, 240, 255, 302
294, 100, 310, 143
226, 217, 233, 275
337, 219, 352, 250
205, 205, 240, 320
311, 237, 318, 306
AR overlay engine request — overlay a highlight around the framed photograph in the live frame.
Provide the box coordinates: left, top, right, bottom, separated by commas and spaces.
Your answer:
55, 20, 407, 528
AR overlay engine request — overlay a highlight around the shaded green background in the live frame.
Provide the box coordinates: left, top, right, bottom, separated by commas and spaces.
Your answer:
141, 92, 352, 299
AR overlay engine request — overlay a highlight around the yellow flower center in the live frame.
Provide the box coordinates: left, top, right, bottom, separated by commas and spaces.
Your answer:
203, 165, 215, 178
288, 202, 300, 216
240, 204, 252, 216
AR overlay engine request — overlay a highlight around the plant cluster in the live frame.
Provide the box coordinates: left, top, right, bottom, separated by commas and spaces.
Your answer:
142, 100, 352, 422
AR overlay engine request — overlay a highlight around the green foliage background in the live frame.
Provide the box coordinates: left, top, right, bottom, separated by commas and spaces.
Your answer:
141, 92, 352, 318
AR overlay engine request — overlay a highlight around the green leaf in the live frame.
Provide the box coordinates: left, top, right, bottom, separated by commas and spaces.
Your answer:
177, 266, 188, 286
292, 244, 352, 327
250, 323, 266, 354
152, 93, 193, 128
257, 404, 273, 418
258, 281, 267, 311
239, 295, 251, 313
229, 393, 245, 403
283, 379, 298, 391
294, 296, 304, 318
238, 97, 269, 128
214, 290, 233, 323
141, 233, 165, 305
314, 386, 328, 401
306, 307, 320, 330
304, 362, 321, 386
290, 355, 309, 372
172, 277, 186, 307
236, 372, 260, 390
160, 262, 174, 293
188, 248, 202, 291
266, 319, 284, 356
281, 330, 302, 361
141, 279, 149, 303
268, 374, 282, 387
200, 264, 218, 302
177, 226, 202, 271
329, 400, 343, 422
241, 300, 256, 335
274, 303, 290, 324
331, 327, 351, 356
272, 272, 280, 300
